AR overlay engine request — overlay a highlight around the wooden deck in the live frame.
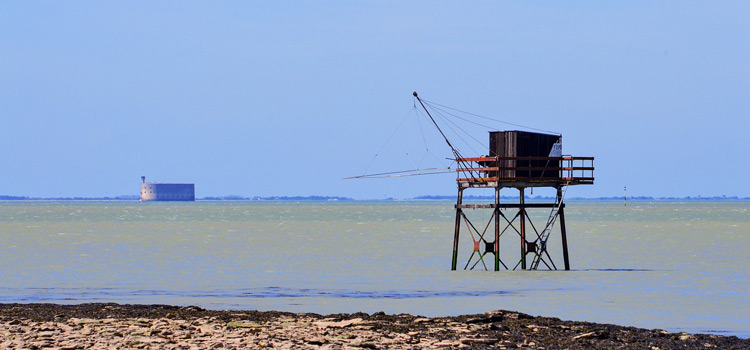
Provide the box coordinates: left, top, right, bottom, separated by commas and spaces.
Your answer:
455, 156, 594, 188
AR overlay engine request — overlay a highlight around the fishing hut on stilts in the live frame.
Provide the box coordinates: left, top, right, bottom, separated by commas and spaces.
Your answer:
412, 92, 595, 271
347, 92, 595, 271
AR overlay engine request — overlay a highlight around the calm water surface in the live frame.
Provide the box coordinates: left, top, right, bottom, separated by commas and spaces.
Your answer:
0, 201, 748, 337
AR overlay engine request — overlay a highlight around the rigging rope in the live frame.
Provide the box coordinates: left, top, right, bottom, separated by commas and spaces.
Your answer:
423, 102, 499, 133
414, 105, 432, 168
349, 92, 559, 181
413, 92, 479, 182
344, 167, 453, 179
429, 107, 484, 154
421, 98, 561, 135
360, 108, 414, 176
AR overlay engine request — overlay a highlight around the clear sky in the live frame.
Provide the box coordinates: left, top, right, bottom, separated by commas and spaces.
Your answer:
2, 1, 748, 199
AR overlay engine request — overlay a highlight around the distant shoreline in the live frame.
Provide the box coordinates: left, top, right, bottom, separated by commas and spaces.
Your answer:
1, 195, 749, 202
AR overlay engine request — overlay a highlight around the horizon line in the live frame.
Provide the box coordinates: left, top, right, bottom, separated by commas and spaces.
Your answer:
2, 194, 750, 202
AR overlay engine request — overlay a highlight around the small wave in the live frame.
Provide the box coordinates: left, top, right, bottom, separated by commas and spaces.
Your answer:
240, 287, 514, 299
0, 286, 514, 302
580, 268, 655, 272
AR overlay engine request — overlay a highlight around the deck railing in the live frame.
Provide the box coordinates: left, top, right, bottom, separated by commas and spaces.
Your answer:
455, 156, 594, 185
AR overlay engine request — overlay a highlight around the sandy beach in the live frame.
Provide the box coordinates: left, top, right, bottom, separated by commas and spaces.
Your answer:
1, 303, 747, 349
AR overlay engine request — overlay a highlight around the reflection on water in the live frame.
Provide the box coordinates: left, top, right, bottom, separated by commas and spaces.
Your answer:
0, 201, 748, 338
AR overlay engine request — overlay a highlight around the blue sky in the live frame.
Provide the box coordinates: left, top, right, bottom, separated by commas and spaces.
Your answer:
2, 1, 748, 199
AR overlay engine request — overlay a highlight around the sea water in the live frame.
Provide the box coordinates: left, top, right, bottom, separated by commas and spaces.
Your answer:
0, 201, 747, 337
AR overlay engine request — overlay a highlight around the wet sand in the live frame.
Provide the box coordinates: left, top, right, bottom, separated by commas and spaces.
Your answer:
1, 303, 747, 349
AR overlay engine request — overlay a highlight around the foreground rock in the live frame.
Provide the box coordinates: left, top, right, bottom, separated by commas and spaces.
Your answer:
0, 303, 747, 349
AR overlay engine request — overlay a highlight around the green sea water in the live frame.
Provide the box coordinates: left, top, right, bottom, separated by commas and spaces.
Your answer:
0, 201, 748, 337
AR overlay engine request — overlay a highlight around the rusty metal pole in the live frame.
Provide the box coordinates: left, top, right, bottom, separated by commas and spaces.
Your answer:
452, 187, 464, 270
494, 186, 500, 271
519, 187, 526, 270
558, 187, 570, 270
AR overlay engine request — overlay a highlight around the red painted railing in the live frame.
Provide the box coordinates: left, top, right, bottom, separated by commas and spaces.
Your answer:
455, 156, 594, 185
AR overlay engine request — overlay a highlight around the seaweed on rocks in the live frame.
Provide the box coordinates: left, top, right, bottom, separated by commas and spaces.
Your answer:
0, 303, 747, 349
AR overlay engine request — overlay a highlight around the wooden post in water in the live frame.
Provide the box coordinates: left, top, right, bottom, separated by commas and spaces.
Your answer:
558, 186, 571, 271
519, 187, 527, 270
451, 187, 464, 271
494, 187, 501, 271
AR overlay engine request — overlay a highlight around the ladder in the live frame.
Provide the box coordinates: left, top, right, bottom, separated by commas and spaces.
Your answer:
529, 181, 570, 270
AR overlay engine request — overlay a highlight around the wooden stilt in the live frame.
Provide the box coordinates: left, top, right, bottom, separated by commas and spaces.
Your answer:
452, 187, 464, 271
519, 188, 526, 270
558, 187, 571, 271
494, 187, 500, 271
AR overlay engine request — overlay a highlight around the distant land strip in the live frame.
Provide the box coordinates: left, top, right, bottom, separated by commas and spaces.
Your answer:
2, 195, 749, 201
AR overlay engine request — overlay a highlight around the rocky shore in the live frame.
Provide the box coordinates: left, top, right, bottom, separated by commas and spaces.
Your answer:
1, 303, 747, 349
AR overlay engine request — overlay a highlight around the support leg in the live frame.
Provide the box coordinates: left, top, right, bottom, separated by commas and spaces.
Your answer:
558, 188, 570, 271
519, 188, 526, 270
452, 187, 464, 271
494, 187, 500, 271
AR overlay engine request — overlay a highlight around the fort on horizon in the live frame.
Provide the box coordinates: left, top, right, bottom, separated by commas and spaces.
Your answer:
140, 176, 195, 202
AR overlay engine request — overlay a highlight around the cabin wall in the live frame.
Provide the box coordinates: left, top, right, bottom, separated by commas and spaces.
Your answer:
489, 131, 561, 179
